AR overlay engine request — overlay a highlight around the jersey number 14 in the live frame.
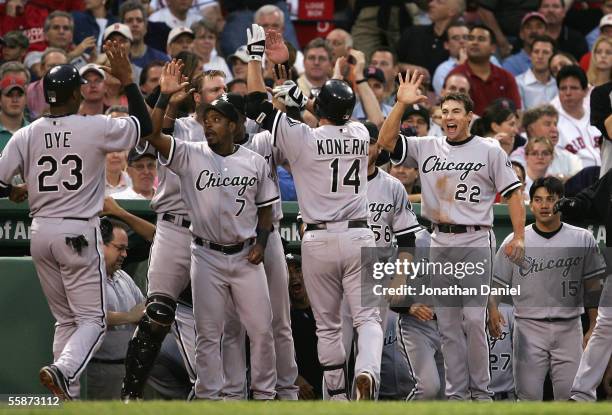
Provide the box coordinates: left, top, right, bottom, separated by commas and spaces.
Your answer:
330, 159, 360, 193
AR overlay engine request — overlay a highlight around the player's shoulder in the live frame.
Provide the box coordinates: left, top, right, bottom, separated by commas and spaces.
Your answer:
400, 134, 439, 143
473, 135, 503, 150
253, 129, 273, 143
236, 144, 267, 162
376, 168, 404, 190
560, 223, 595, 240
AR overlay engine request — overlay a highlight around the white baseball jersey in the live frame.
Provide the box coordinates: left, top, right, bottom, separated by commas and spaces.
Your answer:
240, 130, 286, 223
556, 108, 602, 168
392, 134, 521, 226
488, 302, 515, 394
163, 137, 279, 243
494, 223, 607, 319
0, 115, 139, 217
270, 111, 369, 223
149, 116, 206, 215
367, 167, 421, 248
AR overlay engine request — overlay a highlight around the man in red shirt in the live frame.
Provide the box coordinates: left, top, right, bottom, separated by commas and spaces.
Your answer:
448, 24, 521, 116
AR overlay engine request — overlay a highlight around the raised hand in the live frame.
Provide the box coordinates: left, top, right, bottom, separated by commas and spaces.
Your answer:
159, 60, 189, 96
246, 24, 266, 61
273, 81, 307, 110
73, 36, 97, 57
265, 29, 289, 64
102, 40, 133, 86
396, 71, 428, 106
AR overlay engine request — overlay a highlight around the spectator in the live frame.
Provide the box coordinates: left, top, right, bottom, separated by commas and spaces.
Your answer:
549, 50, 578, 78
502, 12, 548, 76
586, 36, 612, 87
397, 0, 466, 78
277, 165, 297, 201
516, 35, 558, 110
512, 104, 583, 181
401, 104, 430, 138
227, 78, 247, 96
190, 20, 231, 80
390, 164, 420, 202
0, 74, 28, 151
102, 23, 142, 83
370, 47, 400, 105
590, 81, 612, 176
119, 0, 170, 71
0, 61, 30, 88
149, 0, 201, 30
104, 106, 132, 196
0, 31, 29, 64
440, 72, 471, 97
139, 60, 164, 97
288, 253, 323, 399
539, 0, 588, 61
254, 4, 304, 74
166, 26, 194, 58
471, 100, 519, 154
581, 14, 612, 72
72, 0, 116, 50
79, 63, 106, 115
555, 65, 602, 168
297, 38, 332, 99
586, 3, 612, 49
432, 22, 469, 96
113, 149, 157, 200
26, 48, 68, 119
524, 136, 555, 195
511, 160, 527, 194
476, 0, 539, 58
326, 28, 353, 64
448, 24, 522, 115
228, 46, 249, 80
86, 216, 146, 400
352, 66, 393, 121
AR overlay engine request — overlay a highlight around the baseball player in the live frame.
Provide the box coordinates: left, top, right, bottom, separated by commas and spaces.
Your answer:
490, 177, 607, 400
0, 42, 151, 400
121, 68, 226, 401
245, 24, 382, 400
487, 301, 515, 400
144, 60, 279, 400
377, 72, 526, 401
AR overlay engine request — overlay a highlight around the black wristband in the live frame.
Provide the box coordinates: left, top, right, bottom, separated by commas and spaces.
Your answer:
256, 227, 271, 248
0, 183, 12, 198
356, 79, 368, 84
155, 93, 171, 110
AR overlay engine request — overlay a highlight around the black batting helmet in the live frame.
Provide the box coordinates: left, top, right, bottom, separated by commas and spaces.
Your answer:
43, 64, 87, 105
314, 79, 356, 125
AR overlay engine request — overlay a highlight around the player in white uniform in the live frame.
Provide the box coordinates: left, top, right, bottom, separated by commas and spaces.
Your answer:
144, 60, 279, 400
0, 42, 151, 400
487, 302, 515, 400
377, 72, 526, 401
121, 69, 226, 401
490, 177, 606, 400
245, 25, 382, 400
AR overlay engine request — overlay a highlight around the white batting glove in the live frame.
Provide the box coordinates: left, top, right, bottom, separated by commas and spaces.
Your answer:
273, 81, 307, 110
246, 24, 266, 61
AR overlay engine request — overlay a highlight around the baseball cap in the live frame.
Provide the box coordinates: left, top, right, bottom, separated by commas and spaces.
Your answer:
521, 11, 547, 27
362, 121, 379, 144
225, 92, 245, 115
167, 27, 194, 46
202, 94, 240, 123
0, 75, 26, 94
2, 31, 29, 49
127, 148, 156, 164
79, 63, 106, 80
364, 66, 385, 84
103, 23, 133, 42
229, 45, 250, 64
600, 14, 612, 29
402, 104, 430, 124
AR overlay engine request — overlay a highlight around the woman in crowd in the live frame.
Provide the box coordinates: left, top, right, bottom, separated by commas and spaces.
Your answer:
524, 137, 555, 196
190, 19, 232, 80
471, 100, 520, 155
586, 36, 612, 87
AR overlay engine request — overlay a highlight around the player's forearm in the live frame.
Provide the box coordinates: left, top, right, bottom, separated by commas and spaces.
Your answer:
586, 307, 599, 329
256, 205, 273, 232
106, 311, 137, 326
378, 101, 407, 152
125, 83, 153, 137
151, 94, 167, 136
247, 60, 267, 94
506, 190, 526, 239
112, 207, 156, 242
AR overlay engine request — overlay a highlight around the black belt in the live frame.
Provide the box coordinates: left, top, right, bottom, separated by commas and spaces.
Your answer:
193, 237, 254, 255
162, 213, 191, 229
494, 391, 512, 400
433, 223, 481, 234
305, 220, 369, 232
64, 217, 89, 221
90, 357, 125, 364
518, 316, 579, 322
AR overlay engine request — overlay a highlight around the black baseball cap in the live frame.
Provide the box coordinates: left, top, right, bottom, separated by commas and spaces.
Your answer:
363, 121, 379, 144
402, 104, 430, 128
202, 94, 240, 123
128, 148, 156, 164
225, 92, 245, 115
364, 66, 385, 84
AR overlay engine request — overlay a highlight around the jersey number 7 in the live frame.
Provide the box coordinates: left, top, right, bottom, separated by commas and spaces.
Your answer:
329, 159, 360, 194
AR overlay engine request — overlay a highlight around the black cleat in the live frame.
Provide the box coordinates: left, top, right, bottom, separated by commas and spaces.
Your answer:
39, 365, 71, 401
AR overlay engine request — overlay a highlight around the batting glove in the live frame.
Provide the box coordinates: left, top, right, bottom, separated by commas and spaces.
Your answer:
553, 197, 578, 215
273, 81, 307, 110
246, 24, 266, 61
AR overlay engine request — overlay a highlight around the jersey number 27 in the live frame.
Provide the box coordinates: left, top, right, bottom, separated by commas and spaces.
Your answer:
330, 159, 360, 193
